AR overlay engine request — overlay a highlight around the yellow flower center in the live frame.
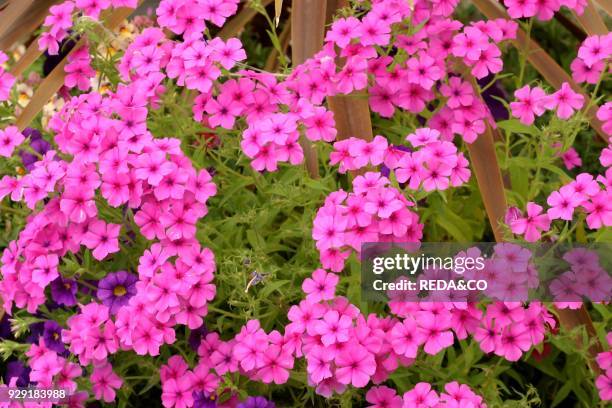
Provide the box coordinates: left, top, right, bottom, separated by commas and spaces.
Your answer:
113, 285, 127, 297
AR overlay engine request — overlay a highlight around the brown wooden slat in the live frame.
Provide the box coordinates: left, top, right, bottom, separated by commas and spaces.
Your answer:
327, 95, 373, 142
10, 38, 43, 78
291, 0, 327, 178
574, 0, 609, 36
0, 0, 59, 51
0, 0, 34, 41
459, 67, 509, 241
593, 0, 612, 17
15, 6, 137, 131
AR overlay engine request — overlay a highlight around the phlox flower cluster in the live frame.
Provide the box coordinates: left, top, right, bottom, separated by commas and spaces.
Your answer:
510, 82, 585, 125
388, 128, 471, 191
1, 17, 218, 401
64, 45, 96, 91
503, 0, 587, 20
312, 172, 423, 272
508, 168, 612, 242
387, 297, 554, 363
324, 6, 513, 145
549, 249, 612, 308
570, 34, 611, 84
0, 0, 609, 406
366, 381, 486, 407
329, 129, 469, 188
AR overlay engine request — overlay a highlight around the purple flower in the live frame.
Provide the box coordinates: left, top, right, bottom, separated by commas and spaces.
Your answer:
237, 396, 275, 408
50, 277, 78, 306
97, 271, 137, 315
25, 322, 44, 344
4, 361, 30, 387
193, 391, 217, 408
19, 128, 51, 171
42, 321, 65, 354
0, 315, 11, 339
188, 325, 208, 351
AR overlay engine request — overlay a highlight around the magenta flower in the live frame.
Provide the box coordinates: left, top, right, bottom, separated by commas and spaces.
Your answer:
0, 126, 25, 157
452, 27, 489, 61
578, 34, 611, 67
390, 317, 425, 358
335, 345, 376, 388
309, 310, 352, 347
494, 323, 531, 361
504, 0, 537, 18
546, 186, 581, 221
583, 190, 612, 229
32, 254, 59, 287
510, 85, 547, 125
416, 309, 455, 355
305, 346, 333, 383
596, 371, 612, 401
440, 77, 473, 109
256, 345, 293, 384
510, 202, 551, 242
406, 55, 442, 90
571, 58, 604, 84
544, 82, 584, 119
91, 363, 122, 403
82, 220, 121, 261
60, 188, 97, 223
64, 46, 96, 91
302, 269, 339, 303
366, 385, 403, 408
325, 17, 361, 48
402, 382, 440, 407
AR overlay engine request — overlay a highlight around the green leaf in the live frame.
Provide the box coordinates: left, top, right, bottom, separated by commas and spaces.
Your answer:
259, 279, 290, 298
433, 203, 473, 241
497, 119, 539, 136
550, 382, 572, 407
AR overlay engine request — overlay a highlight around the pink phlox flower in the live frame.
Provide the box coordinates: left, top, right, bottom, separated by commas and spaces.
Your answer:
0, 126, 25, 157
504, 0, 538, 18
544, 82, 584, 119
81, 220, 121, 260
366, 385, 403, 408
90, 362, 123, 402
510, 202, 551, 242
578, 34, 612, 67
546, 185, 582, 220
406, 54, 443, 89
596, 102, 612, 136
256, 345, 294, 384
583, 190, 612, 229
302, 268, 339, 302
210, 37, 246, 70
402, 382, 440, 408
334, 345, 376, 388
452, 27, 489, 61
510, 85, 548, 125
